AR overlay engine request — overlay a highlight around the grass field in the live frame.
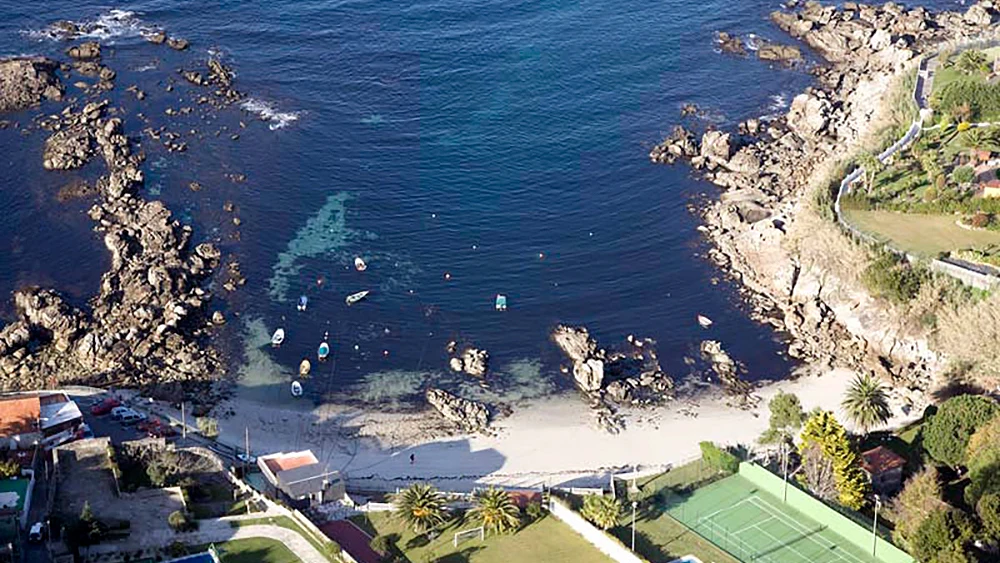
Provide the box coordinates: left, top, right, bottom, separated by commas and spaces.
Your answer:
844, 209, 1000, 256
353, 512, 612, 563
213, 538, 301, 563
662, 475, 885, 563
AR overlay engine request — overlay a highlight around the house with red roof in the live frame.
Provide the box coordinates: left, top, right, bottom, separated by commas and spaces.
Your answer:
861, 446, 907, 495
257, 450, 345, 508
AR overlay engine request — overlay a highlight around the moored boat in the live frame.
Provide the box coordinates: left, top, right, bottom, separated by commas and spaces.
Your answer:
271, 328, 285, 347
346, 290, 370, 305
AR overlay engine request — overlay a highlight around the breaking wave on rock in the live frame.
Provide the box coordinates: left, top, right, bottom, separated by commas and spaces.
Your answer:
240, 97, 302, 131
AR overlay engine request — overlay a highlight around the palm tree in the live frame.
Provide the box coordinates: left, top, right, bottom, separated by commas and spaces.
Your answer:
856, 151, 884, 194
841, 374, 891, 435
468, 487, 521, 535
956, 49, 989, 76
580, 494, 622, 531
391, 483, 447, 533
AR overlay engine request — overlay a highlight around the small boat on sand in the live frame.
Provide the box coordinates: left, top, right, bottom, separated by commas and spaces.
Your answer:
291, 380, 303, 397
318, 334, 330, 361
346, 290, 370, 305
697, 315, 713, 328
354, 257, 367, 272
271, 328, 285, 347
297, 295, 308, 311
299, 359, 311, 376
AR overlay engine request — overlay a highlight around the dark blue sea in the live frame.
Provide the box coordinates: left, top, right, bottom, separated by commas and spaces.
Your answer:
0, 0, 961, 407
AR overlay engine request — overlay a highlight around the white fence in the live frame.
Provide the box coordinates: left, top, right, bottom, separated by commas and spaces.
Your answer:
548, 498, 646, 563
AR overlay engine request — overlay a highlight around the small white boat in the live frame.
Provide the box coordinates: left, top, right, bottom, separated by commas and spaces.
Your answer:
271, 328, 285, 347
291, 380, 303, 397
697, 315, 713, 328
346, 290, 370, 305
299, 359, 311, 376
354, 257, 367, 272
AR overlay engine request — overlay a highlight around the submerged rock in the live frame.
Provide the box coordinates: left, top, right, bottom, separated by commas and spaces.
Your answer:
425, 388, 490, 433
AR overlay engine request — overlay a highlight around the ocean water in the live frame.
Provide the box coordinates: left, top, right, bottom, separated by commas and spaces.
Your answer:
0, 0, 961, 407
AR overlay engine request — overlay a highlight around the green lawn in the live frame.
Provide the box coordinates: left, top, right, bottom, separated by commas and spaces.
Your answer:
215, 538, 301, 563
621, 460, 739, 563
231, 515, 341, 562
844, 209, 1000, 257
353, 512, 612, 563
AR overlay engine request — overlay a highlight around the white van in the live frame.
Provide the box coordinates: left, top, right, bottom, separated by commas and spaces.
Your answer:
119, 411, 146, 425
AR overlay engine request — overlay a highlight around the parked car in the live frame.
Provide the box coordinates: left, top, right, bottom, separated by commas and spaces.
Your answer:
110, 406, 132, 420
90, 397, 121, 416
28, 522, 45, 543
119, 411, 147, 425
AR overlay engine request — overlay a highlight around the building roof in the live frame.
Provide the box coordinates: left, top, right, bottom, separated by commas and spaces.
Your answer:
38, 395, 82, 431
0, 397, 40, 438
861, 446, 907, 475
262, 450, 318, 475
276, 463, 341, 499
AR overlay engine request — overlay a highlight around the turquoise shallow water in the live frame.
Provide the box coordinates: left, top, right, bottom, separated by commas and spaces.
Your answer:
0, 0, 962, 405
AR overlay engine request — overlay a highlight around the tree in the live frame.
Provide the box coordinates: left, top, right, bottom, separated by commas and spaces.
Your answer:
841, 374, 891, 435
0, 459, 19, 479
977, 493, 1000, 541
391, 483, 447, 533
799, 411, 871, 510
799, 443, 837, 502
956, 49, 989, 76
910, 508, 977, 563
923, 394, 1000, 467
699, 441, 739, 474
581, 494, 622, 531
953, 165, 975, 186
759, 391, 806, 445
856, 151, 884, 194
469, 487, 521, 535
888, 467, 945, 551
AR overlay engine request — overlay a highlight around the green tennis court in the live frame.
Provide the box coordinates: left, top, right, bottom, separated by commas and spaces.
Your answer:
664, 474, 881, 563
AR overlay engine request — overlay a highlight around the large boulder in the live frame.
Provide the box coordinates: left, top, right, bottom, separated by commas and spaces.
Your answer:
425, 389, 489, 432
0, 57, 62, 113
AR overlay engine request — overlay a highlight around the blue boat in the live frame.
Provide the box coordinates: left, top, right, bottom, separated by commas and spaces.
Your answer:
495, 294, 507, 311
318, 332, 331, 361
297, 295, 308, 311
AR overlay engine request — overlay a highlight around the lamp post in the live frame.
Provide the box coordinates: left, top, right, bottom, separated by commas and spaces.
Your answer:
872, 495, 882, 557
631, 501, 638, 551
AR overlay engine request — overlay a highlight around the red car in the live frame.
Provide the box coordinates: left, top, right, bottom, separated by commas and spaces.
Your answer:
90, 397, 121, 416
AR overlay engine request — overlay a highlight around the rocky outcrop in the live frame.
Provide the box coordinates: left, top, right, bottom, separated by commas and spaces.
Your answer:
552, 325, 674, 408
0, 57, 62, 113
425, 388, 490, 432
66, 42, 101, 60
650, 1, 960, 398
447, 345, 490, 378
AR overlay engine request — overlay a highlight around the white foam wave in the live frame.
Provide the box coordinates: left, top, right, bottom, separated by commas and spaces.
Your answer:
241, 98, 302, 131
24, 9, 161, 43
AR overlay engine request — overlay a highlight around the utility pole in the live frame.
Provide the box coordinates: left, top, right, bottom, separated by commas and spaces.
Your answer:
631, 501, 638, 551
872, 496, 882, 557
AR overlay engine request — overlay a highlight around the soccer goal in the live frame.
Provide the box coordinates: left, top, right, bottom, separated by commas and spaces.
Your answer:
453, 526, 485, 547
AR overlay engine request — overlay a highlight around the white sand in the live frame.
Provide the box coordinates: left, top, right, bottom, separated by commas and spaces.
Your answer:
198, 366, 920, 492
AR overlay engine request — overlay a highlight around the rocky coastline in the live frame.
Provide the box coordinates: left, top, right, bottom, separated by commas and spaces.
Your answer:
652, 1, 1000, 409
0, 29, 245, 402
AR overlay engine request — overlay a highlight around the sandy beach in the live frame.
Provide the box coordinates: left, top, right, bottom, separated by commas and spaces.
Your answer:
199, 365, 922, 493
